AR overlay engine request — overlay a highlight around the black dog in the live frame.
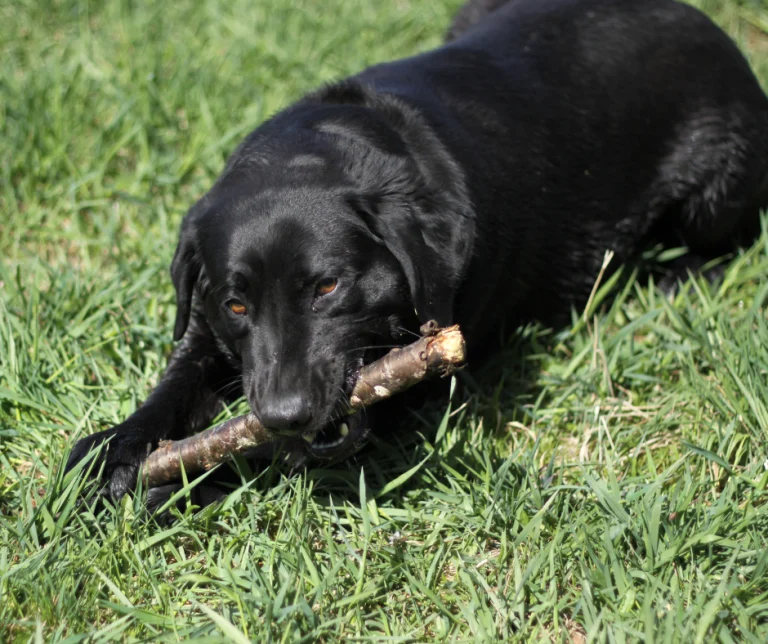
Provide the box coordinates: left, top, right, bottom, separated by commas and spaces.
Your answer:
66, 0, 768, 502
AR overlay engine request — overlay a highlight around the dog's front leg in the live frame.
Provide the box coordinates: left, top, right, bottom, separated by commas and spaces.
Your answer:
65, 314, 241, 500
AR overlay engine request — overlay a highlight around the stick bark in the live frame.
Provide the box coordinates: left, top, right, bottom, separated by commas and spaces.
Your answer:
141, 323, 465, 487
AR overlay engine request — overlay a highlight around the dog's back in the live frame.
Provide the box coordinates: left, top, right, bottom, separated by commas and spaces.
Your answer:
435, 0, 768, 329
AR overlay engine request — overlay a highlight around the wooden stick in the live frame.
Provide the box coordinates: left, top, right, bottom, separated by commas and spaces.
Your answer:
141, 323, 465, 487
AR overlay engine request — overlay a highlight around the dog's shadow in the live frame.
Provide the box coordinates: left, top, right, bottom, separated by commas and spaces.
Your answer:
203, 325, 551, 517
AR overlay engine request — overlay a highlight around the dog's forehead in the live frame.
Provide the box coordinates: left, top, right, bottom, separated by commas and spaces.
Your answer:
200, 186, 370, 272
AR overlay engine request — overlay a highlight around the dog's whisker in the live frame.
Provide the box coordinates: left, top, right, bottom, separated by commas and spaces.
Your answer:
211, 375, 244, 399
343, 344, 404, 358
395, 326, 421, 340
334, 386, 352, 413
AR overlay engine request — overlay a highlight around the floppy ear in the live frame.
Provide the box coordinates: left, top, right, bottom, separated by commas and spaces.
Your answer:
347, 192, 472, 327
318, 87, 476, 326
170, 215, 202, 341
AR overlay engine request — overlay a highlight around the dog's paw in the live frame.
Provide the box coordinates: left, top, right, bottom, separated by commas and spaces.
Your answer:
65, 423, 157, 501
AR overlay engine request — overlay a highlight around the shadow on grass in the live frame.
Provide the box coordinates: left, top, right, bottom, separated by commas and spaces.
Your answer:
141, 322, 555, 527
129, 245, 748, 527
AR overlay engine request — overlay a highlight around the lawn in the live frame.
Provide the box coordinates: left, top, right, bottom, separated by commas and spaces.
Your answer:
2, 0, 768, 641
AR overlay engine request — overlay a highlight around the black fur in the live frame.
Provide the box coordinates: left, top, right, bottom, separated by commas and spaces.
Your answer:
66, 0, 768, 503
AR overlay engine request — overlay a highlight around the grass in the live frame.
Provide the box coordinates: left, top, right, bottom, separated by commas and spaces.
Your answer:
2, 0, 768, 640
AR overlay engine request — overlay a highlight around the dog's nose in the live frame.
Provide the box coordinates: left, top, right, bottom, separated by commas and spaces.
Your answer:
259, 394, 312, 434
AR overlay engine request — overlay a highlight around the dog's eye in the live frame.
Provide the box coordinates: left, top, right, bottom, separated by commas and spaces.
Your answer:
316, 278, 338, 297
227, 300, 247, 315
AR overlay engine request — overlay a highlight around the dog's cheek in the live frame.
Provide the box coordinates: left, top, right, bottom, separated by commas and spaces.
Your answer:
313, 351, 347, 416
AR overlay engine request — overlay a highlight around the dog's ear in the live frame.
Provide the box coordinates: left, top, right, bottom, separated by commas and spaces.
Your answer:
348, 192, 472, 327
324, 89, 475, 326
170, 213, 203, 341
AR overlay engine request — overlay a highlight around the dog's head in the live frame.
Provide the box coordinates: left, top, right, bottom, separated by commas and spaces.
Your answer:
170, 85, 474, 456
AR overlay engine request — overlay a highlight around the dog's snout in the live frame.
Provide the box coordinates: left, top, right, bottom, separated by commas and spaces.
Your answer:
258, 393, 312, 433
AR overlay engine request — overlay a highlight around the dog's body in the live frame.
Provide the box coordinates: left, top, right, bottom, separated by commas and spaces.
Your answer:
67, 0, 768, 501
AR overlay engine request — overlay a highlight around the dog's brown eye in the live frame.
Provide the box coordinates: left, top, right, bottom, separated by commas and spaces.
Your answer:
228, 300, 247, 315
316, 278, 338, 297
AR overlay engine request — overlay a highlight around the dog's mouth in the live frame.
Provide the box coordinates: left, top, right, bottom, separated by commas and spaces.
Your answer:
303, 409, 369, 460
302, 352, 375, 460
